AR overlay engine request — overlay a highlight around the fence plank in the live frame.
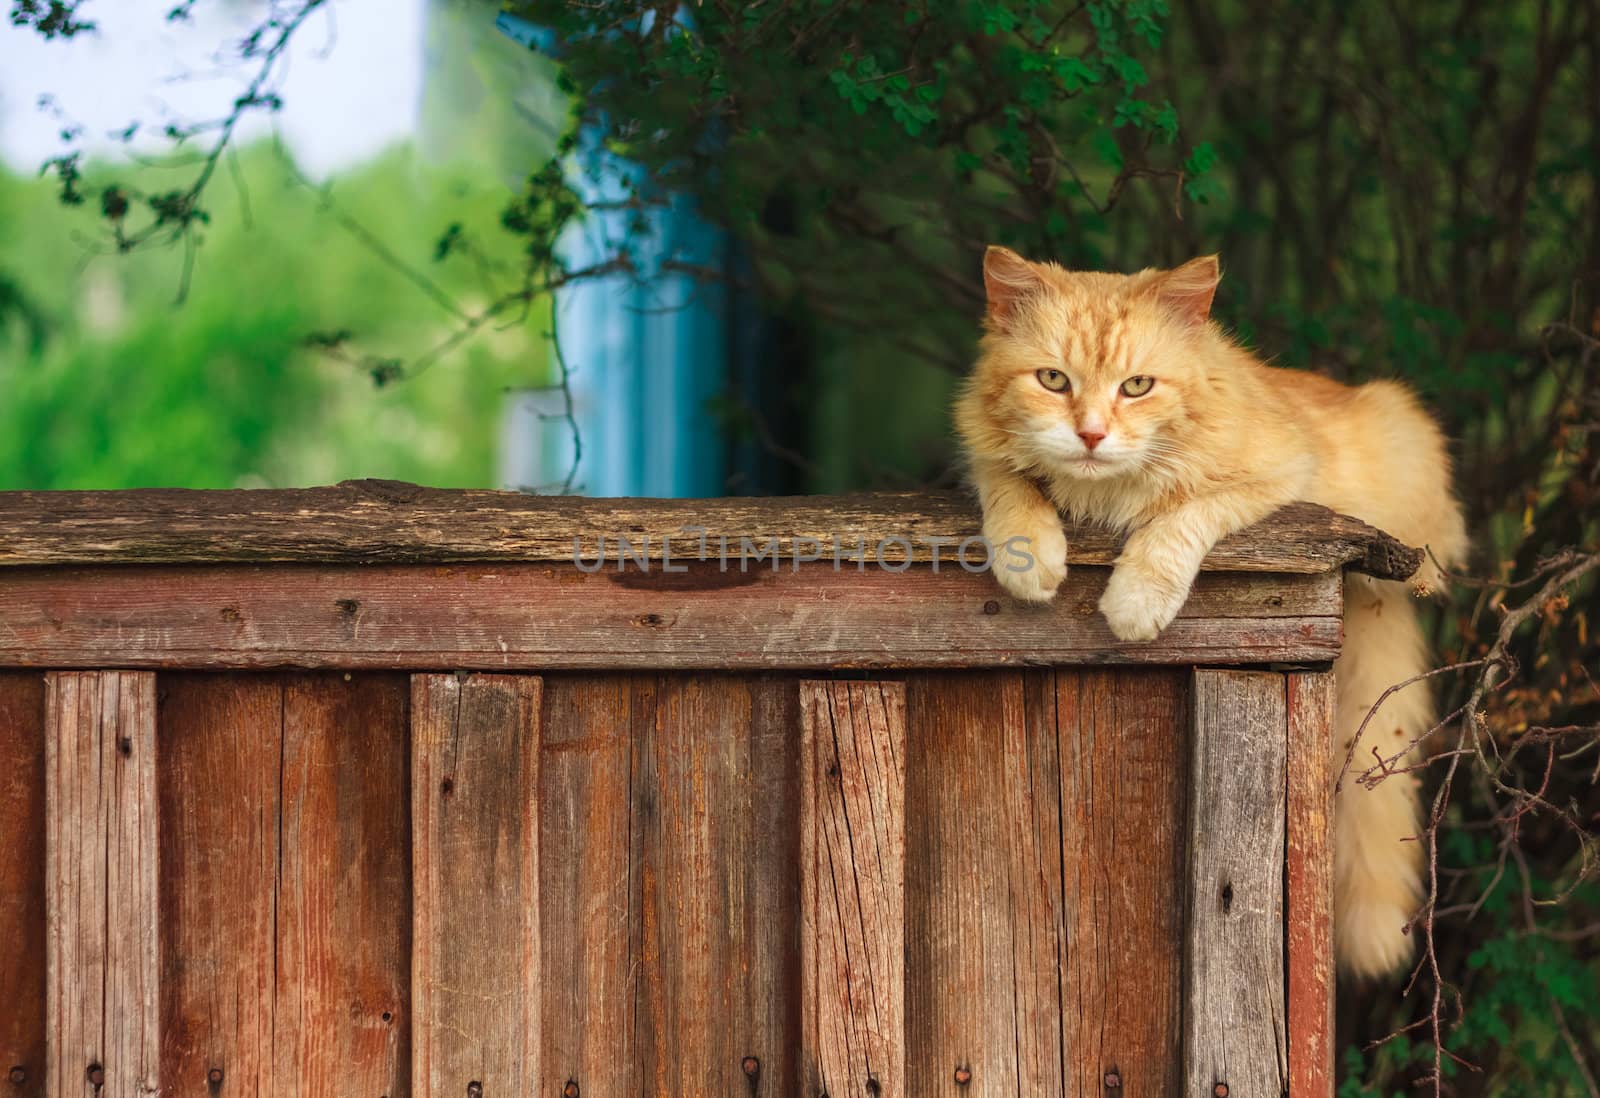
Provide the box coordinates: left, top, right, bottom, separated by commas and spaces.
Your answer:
540, 676, 634, 1098
275, 674, 411, 1097
0, 673, 46, 1098
0, 563, 1344, 671
1004, 674, 1069, 1097
1053, 670, 1188, 1096
801, 681, 907, 1098
905, 672, 1065, 1097
629, 676, 802, 1095
411, 674, 542, 1098
1184, 670, 1289, 1098
46, 671, 159, 1097
1287, 672, 1337, 1098
158, 675, 283, 1096
0, 487, 1420, 580
741, 676, 805, 1095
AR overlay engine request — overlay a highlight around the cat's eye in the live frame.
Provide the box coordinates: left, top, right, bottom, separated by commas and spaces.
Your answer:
1036, 369, 1071, 393
1120, 375, 1156, 398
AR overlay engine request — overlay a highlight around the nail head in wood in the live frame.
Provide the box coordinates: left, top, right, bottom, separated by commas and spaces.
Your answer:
207, 1067, 224, 1085
982, 599, 1000, 615
86, 1064, 104, 1088
1103, 1069, 1122, 1088
466, 1083, 483, 1098
741, 1057, 760, 1079
1215, 1084, 1230, 1097
954, 1066, 972, 1085
7, 1067, 25, 1085
563, 1081, 580, 1098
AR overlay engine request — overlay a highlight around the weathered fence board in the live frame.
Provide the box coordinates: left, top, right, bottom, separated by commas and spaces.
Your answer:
154, 674, 412, 1096
801, 681, 907, 1098
1005, 674, 1070, 1097
0, 672, 46, 1098
739, 675, 806, 1095
0, 485, 1421, 579
897, 670, 1190, 1095
1184, 670, 1289, 1097
1053, 669, 1188, 1097
1287, 671, 1338, 1098
274, 674, 411, 1097
630, 676, 801, 1095
536, 674, 803, 1097
46, 671, 159, 1098
0, 563, 1344, 670
905, 673, 1057, 1095
539, 675, 635, 1098
157, 675, 284, 1095
411, 673, 543, 1098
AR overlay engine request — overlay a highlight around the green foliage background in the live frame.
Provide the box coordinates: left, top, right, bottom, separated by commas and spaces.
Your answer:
0, 142, 547, 489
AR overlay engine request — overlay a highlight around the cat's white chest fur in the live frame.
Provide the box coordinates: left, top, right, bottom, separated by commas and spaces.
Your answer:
1042, 472, 1165, 532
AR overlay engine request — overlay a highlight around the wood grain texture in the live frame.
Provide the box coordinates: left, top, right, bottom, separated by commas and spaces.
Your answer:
0, 562, 1344, 670
1287, 672, 1337, 1098
158, 673, 412, 1096
0, 483, 1420, 579
411, 674, 542, 1098
539, 676, 635, 1098
905, 672, 1064, 1097
801, 681, 906, 1098
537, 675, 802, 1098
1051, 670, 1188, 1097
46, 671, 159, 1097
158, 675, 283, 1096
629, 676, 802, 1096
1003, 674, 1069, 1098
734, 676, 806, 1096
1184, 670, 1289, 1098
275, 674, 411, 1097
0, 673, 46, 1098
900, 670, 1189, 1096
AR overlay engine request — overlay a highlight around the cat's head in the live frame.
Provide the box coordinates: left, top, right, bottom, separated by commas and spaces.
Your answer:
958, 247, 1222, 482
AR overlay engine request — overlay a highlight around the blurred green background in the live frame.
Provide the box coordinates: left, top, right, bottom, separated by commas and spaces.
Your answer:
0, 142, 543, 489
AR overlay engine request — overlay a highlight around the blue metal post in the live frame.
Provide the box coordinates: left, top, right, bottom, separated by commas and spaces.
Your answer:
498, 12, 731, 498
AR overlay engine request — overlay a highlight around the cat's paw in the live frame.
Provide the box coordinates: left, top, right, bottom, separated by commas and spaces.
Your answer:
989, 520, 1068, 603
1099, 565, 1187, 642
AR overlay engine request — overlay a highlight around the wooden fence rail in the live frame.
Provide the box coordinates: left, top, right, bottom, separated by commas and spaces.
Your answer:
0, 485, 1408, 1097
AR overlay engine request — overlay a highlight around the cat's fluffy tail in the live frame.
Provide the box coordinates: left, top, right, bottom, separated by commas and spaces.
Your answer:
1332, 574, 1434, 980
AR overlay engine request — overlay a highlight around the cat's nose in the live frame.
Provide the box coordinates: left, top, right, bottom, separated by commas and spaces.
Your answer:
1077, 430, 1107, 451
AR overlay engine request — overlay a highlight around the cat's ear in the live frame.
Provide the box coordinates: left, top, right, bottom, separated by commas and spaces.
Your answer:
983, 245, 1044, 326
1150, 255, 1221, 326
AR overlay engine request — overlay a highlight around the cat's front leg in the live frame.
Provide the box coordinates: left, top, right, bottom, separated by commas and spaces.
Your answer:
971, 460, 1068, 603
1099, 492, 1286, 641
1099, 549, 1195, 641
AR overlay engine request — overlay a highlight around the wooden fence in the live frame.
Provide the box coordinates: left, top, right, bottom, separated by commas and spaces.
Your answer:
0, 482, 1421, 1098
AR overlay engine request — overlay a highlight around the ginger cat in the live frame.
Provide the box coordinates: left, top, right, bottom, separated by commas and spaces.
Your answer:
956, 247, 1468, 979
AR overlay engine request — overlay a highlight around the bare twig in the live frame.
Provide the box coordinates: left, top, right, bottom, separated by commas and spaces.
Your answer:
1364, 546, 1600, 1095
